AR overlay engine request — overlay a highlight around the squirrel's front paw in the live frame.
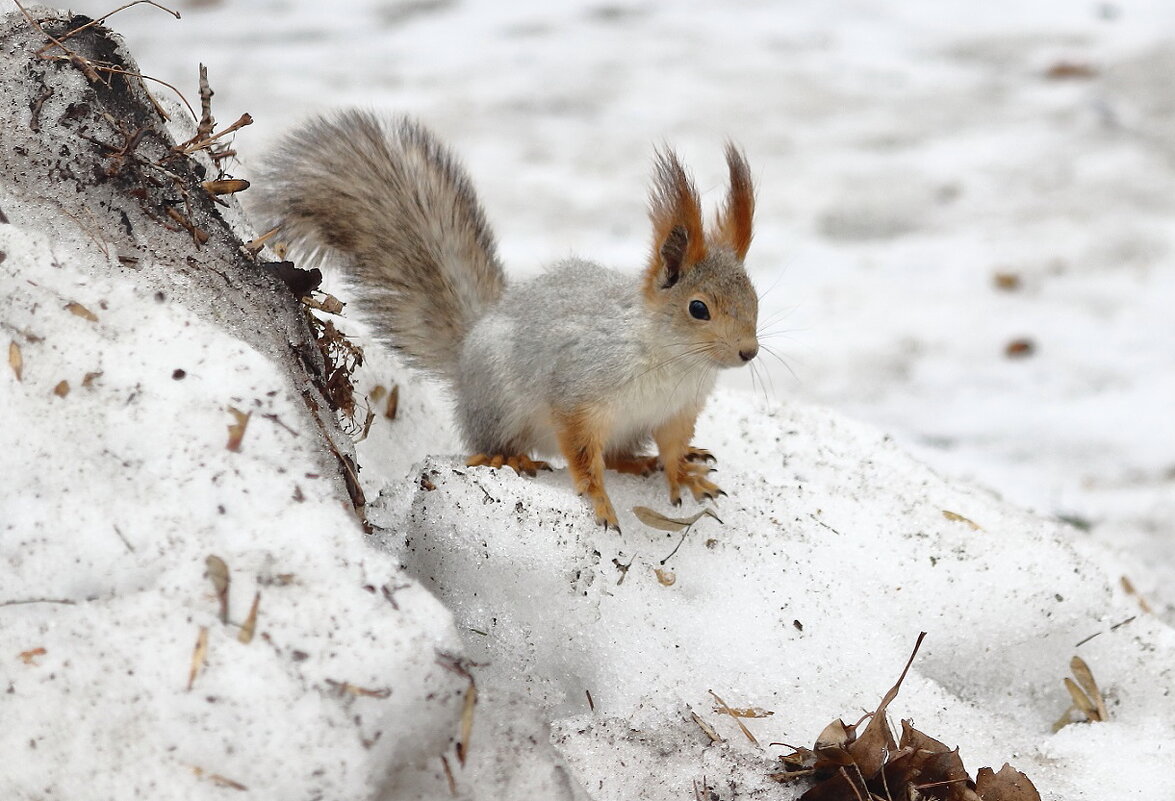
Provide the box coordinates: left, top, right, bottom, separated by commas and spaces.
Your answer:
586, 491, 621, 534
667, 460, 725, 505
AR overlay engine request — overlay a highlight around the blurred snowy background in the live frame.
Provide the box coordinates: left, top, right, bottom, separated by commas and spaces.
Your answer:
62, 0, 1174, 613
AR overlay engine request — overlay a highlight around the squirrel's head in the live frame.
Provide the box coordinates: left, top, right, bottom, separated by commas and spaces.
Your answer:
642, 145, 759, 369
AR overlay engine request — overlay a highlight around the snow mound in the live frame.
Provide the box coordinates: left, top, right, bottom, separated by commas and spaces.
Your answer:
0, 146, 464, 801
368, 387, 1175, 800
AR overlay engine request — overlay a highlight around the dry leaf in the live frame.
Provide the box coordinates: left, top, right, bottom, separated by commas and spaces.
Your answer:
1069, 656, 1108, 721
325, 679, 392, 698
710, 690, 761, 747
633, 506, 723, 532
713, 705, 774, 719
655, 567, 676, 586
238, 592, 260, 644
19, 647, 46, 665
992, 272, 1021, 291
226, 407, 251, 452
1005, 338, 1035, 358
1045, 61, 1096, 80
52, 380, 69, 397
942, 510, 981, 531
385, 384, 399, 420
369, 384, 387, 404
457, 680, 477, 765
8, 341, 21, 380
201, 178, 249, 196
82, 371, 102, 387
844, 631, 926, 779
204, 555, 230, 625
187, 626, 209, 691
975, 764, 1042, 801
65, 301, 98, 321
1055, 656, 1108, 730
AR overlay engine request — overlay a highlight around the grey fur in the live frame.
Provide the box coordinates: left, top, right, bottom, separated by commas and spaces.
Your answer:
257, 112, 759, 464
254, 110, 504, 379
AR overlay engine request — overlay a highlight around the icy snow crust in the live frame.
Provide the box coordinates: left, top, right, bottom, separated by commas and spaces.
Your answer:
3, 2, 1175, 800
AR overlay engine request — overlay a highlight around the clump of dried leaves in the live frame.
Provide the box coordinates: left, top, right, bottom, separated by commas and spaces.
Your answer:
772, 633, 1041, 801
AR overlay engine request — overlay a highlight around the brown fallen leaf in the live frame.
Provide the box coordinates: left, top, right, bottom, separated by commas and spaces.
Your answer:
369, 384, 387, 404
1045, 61, 1096, 80
992, 272, 1022, 291
710, 690, 761, 748
82, 371, 102, 387
18, 647, 46, 665
201, 178, 250, 196
53, 380, 69, 397
226, 407, 251, 452
8, 341, 21, 381
1005, 338, 1035, 358
1120, 575, 1153, 614
713, 705, 774, 719
65, 301, 98, 321
456, 679, 477, 765
1069, 656, 1108, 721
385, 384, 399, 420
633, 506, 723, 532
325, 679, 392, 698
844, 631, 926, 779
975, 763, 1042, 801
1054, 655, 1108, 731
204, 555, 230, 625
942, 510, 981, 531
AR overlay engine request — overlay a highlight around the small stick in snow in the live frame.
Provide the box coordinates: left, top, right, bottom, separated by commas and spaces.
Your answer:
709, 690, 760, 748
187, 626, 208, 691
237, 592, 260, 644
688, 708, 724, 744
440, 755, 458, 797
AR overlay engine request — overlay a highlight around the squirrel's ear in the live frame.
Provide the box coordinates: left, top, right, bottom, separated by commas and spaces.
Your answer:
714, 143, 755, 261
645, 148, 706, 295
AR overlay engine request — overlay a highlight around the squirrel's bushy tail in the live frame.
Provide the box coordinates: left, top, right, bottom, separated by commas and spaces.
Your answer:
255, 110, 505, 378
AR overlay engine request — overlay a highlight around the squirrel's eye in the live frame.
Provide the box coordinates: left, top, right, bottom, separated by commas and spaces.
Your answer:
688, 299, 710, 320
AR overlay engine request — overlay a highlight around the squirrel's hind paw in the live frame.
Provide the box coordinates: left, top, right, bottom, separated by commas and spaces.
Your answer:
466, 453, 552, 477
606, 454, 660, 476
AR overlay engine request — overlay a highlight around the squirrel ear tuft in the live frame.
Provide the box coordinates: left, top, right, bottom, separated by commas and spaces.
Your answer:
645, 148, 707, 296
715, 143, 755, 260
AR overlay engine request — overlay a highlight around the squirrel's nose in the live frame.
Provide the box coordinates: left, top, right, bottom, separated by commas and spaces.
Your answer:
739, 345, 759, 362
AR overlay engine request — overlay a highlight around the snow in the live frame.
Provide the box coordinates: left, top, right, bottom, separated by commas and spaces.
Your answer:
3, 1, 1174, 800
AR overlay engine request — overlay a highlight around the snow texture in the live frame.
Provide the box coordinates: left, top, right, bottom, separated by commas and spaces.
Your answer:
3, 2, 1175, 800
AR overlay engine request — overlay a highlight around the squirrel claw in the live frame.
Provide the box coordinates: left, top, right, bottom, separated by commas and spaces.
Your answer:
589, 492, 620, 533
466, 453, 549, 477
685, 447, 717, 464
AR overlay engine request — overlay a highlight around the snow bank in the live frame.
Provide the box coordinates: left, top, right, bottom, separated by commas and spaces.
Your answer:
0, 220, 465, 799
366, 383, 1175, 800
0, 9, 466, 798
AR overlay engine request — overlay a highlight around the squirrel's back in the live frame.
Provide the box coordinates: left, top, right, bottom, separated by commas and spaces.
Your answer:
254, 111, 505, 378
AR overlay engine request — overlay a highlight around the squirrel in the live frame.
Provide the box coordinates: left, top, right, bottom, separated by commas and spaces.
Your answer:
255, 110, 759, 532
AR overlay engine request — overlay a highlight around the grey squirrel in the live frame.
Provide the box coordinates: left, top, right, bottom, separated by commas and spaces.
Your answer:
255, 110, 759, 531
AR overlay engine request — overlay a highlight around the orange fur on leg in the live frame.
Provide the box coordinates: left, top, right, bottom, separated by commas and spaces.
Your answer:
653, 406, 723, 505
606, 454, 660, 476
554, 408, 620, 531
